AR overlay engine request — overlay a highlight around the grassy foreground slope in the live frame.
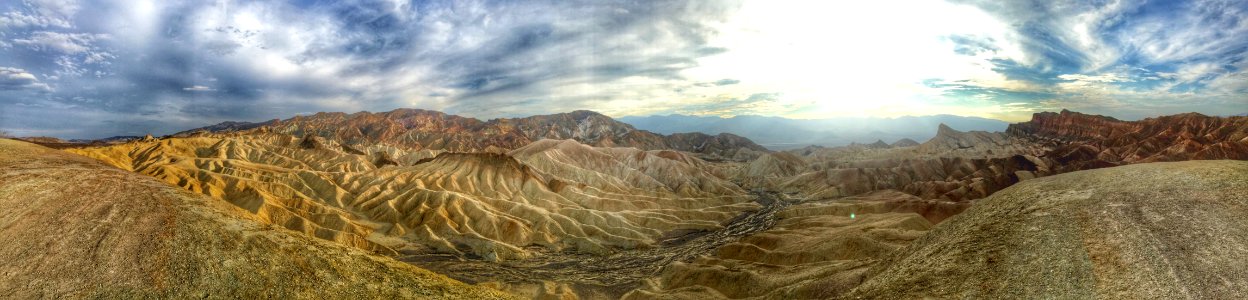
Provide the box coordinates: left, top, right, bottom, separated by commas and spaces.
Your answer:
0, 139, 517, 299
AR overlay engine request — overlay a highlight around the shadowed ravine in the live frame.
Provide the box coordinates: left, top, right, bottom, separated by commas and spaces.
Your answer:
400, 191, 791, 298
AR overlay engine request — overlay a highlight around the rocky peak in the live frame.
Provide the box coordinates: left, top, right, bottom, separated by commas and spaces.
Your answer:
935, 123, 960, 137
1007, 110, 1130, 140
920, 123, 1014, 154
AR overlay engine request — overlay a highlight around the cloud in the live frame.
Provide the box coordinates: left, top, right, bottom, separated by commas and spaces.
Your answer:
0, 67, 51, 91
1057, 73, 1133, 83
676, 93, 786, 117
12, 31, 106, 54
947, 34, 1000, 56
0, 0, 80, 29
0, 11, 67, 28
183, 85, 216, 92
0, 0, 745, 138
0, 0, 1244, 138
935, 0, 1248, 120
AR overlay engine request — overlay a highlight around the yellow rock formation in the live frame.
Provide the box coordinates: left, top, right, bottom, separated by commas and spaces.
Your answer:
0, 138, 516, 299
69, 135, 756, 261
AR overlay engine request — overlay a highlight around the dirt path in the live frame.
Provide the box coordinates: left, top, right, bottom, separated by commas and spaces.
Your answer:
400, 191, 791, 298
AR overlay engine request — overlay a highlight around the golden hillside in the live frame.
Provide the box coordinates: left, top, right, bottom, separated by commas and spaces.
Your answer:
0, 138, 516, 299
69, 134, 756, 262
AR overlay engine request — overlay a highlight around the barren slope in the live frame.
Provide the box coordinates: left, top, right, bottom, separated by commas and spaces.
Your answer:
630, 112, 1248, 299
0, 139, 515, 299
850, 160, 1248, 299
69, 135, 756, 262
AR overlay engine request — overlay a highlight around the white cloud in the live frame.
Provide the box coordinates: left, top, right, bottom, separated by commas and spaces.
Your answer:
0, 11, 68, 28
82, 51, 114, 64
0, 67, 52, 91
1057, 73, 1134, 83
682, 0, 1026, 119
12, 31, 106, 54
0, 0, 81, 29
183, 85, 217, 92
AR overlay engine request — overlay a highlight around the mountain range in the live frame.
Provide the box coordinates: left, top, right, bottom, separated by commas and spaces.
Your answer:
4, 108, 1248, 299
174, 109, 768, 161
618, 114, 1009, 149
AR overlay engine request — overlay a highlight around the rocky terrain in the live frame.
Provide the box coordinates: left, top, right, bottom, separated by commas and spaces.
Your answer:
69, 135, 756, 264
622, 111, 1248, 299
29, 109, 1248, 299
849, 160, 1248, 299
1009, 110, 1248, 169
636, 160, 1248, 299
0, 139, 514, 299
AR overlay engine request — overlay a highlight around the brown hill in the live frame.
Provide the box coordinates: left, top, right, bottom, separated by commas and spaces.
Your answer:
738, 111, 1247, 204
1008, 110, 1248, 170
0, 139, 514, 299
176, 109, 768, 161
632, 160, 1248, 299
849, 160, 1248, 299
889, 138, 919, 147
55, 110, 1248, 299
627, 111, 1248, 298
69, 135, 756, 262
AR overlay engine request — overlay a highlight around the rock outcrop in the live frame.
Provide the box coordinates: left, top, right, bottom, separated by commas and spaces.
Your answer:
1008, 110, 1248, 169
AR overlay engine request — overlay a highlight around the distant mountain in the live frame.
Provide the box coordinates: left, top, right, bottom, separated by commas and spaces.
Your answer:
617, 114, 1009, 149
15, 135, 150, 149
175, 120, 275, 134
176, 109, 769, 161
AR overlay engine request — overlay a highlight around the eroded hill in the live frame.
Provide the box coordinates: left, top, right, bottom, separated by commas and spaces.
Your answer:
69, 135, 757, 264
58, 110, 1248, 299
0, 139, 515, 299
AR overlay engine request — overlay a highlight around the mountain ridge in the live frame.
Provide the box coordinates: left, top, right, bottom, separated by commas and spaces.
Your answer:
618, 113, 1011, 149
174, 109, 769, 161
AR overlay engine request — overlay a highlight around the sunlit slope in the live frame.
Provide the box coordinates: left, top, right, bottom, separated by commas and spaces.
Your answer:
851, 160, 1248, 299
69, 134, 755, 261
0, 139, 516, 299
627, 112, 1248, 300
629, 161, 1248, 299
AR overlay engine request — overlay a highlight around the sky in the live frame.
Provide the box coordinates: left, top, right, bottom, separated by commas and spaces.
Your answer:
0, 0, 1246, 139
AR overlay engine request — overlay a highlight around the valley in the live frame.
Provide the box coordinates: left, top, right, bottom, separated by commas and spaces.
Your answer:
10, 108, 1247, 299
4, 1, 1243, 298
401, 191, 791, 299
